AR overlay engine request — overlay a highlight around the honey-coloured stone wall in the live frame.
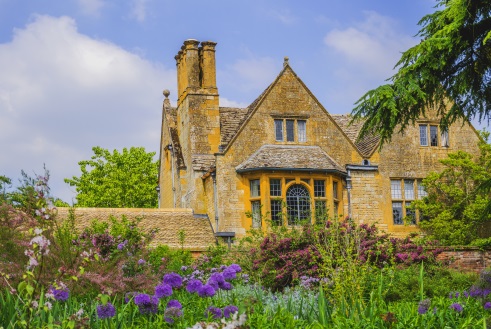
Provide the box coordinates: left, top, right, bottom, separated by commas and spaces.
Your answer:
56, 207, 216, 251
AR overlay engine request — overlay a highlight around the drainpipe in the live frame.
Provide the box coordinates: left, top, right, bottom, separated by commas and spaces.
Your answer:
346, 168, 352, 219
168, 144, 176, 208
211, 170, 218, 232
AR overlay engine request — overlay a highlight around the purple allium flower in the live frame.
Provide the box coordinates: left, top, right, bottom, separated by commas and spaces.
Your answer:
167, 299, 182, 309
223, 305, 239, 318
450, 303, 463, 312
181, 265, 188, 272
220, 265, 227, 271
197, 284, 216, 297
210, 272, 225, 285
485, 302, 491, 310
205, 306, 222, 319
228, 264, 242, 273
163, 272, 183, 288
96, 302, 116, 319
134, 293, 159, 314
463, 291, 469, 298
417, 299, 431, 315
164, 307, 183, 324
49, 286, 69, 301
124, 292, 136, 303
186, 279, 203, 293
210, 268, 218, 273
207, 278, 219, 290
222, 268, 237, 281
137, 259, 146, 265
219, 281, 233, 291
155, 283, 173, 299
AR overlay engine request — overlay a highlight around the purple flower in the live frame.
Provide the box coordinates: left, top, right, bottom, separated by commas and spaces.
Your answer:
124, 292, 136, 303
484, 302, 491, 310
450, 303, 463, 312
241, 274, 249, 283
197, 284, 216, 297
167, 299, 182, 309
205, 306, 222, 319
207, 278, 219, 290
155, 283, 173, 298
228, 264, 242, 273
219, 281, 233, 291
222, 268, 237, 281
186, 279, 203, 293
417, 299, 431, 315
164, 307, 183, 324
137, 259, 146, 265
49, 286, 69, 301
223, 305, 239, 318
163, 272, 183, 288
96, 302, 116, 319
134, 294, 159, 314
210, 272, 225, 285
181, 265, 188, 272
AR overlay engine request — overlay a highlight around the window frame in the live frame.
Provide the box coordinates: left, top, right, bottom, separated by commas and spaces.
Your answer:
273, 118, 308, 143
390, 178, 425, 225
419, 124, 449, 148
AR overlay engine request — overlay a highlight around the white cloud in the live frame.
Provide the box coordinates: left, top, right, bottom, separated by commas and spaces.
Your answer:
77, 0, 105, 17
324, 11, 415, 79
130, 0, 149, 22
0, 15, 175, 202
321, 11, 417, 113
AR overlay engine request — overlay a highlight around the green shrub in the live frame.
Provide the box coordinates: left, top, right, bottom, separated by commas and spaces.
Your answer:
147, 245, 192, 273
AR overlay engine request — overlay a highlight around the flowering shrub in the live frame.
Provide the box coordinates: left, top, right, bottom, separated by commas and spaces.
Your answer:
249, 219, 442, 291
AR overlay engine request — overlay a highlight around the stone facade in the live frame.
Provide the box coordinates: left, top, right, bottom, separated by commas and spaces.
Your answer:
56, 207, 216, 250
158, 40, 481, 238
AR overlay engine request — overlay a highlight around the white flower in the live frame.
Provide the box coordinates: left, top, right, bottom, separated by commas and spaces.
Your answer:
44, 301, 52, 310
31, 301, 39, 308
34, 228, 43, 235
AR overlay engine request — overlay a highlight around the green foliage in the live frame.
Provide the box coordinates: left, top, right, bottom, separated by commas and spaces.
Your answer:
384, 264, 477, 303
147, 245, 192, 273
65, 146, 159, 208
413, 133, 491, 245
352, 0, 491, 145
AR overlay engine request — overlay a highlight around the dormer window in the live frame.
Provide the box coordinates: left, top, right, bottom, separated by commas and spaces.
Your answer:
274, 119, 307, 142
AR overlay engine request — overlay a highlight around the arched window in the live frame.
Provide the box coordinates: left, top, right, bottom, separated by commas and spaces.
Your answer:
286, 184, 311, 225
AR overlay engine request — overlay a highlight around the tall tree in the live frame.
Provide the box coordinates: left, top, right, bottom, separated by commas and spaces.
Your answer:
352, 0, 491, 145
65, 146, 159, 208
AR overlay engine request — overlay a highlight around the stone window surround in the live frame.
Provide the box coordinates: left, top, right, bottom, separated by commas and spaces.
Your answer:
418, 122, 450, 147
246, 174, 342, 228
271, 114, 310, 144
390, 178, 426, 225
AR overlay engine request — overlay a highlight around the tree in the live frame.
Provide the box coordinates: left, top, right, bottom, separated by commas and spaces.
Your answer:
413, 132, 491, 245
352, 0, 491, 145
65, 146, 159, 208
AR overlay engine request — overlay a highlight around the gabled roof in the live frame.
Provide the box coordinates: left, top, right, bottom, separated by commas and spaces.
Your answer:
236, 144, 346, 175
331, 115, 380, 158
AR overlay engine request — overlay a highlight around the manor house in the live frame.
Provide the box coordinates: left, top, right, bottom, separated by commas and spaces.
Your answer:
158, 39, 481, 238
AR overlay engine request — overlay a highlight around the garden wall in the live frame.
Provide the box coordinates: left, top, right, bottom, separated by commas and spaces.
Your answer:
436, 247, 491, 273
56, 207, 216, 252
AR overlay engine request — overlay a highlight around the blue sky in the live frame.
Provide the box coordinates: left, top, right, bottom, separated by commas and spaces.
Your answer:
0, 0, 486, 203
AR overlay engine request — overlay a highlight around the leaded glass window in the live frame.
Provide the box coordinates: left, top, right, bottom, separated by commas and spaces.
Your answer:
274, 119, 283, 141
286, 120, 295, 142
391, 180, 402, 199
270, 179, 281, 196
298, 120, 306, 142
251, 201, 261, 228
404, 180, 414, 200
392, 202, 403, 225
271, 199, 283, 226
430, 125, 438, 146
286, 184, 311, 225
419, 125, 428, 146
250, 179, 260, 197
314, 180, 325, 197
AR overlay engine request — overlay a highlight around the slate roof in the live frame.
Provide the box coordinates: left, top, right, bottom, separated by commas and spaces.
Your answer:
331, 114, 380, 158
236, 145, 346, 174
192, 154, 215, 171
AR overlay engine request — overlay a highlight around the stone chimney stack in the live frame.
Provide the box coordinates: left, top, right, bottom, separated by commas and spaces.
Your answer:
200, 41, 217, 92
175, 40, 218, 105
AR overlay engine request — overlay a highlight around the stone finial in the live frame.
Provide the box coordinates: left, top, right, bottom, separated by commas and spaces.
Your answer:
283, 56, 289, 67
163, 89, 170, 98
